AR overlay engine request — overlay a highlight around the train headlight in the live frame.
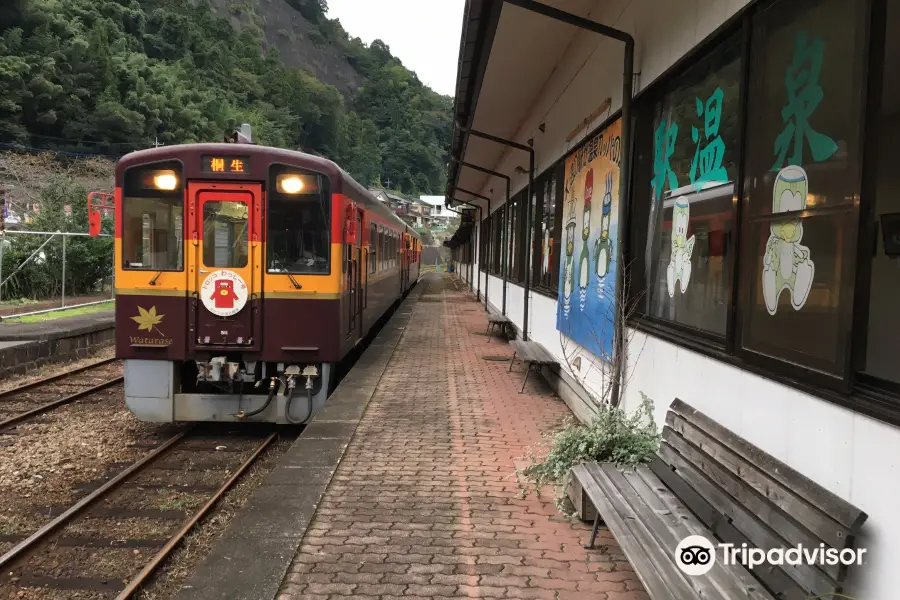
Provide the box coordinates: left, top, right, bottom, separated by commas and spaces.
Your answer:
152, 170, 179, 191
277, 174, 305, 194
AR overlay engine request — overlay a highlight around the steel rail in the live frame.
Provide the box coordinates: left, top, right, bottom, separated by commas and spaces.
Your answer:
116, 431, 279, 599
0, 375, 124, 430
0, 357, 118, 400
0, 430, 191, 570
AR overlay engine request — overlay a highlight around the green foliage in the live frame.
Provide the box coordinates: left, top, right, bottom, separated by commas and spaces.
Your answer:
0, 0, 450, 194
518, 394, 661, 501
2, 174, 114, 300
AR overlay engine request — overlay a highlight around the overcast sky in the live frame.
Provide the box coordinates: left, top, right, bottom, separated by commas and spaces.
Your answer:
326, 0, 466, 97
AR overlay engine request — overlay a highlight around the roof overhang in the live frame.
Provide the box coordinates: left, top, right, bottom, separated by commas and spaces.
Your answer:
448, 0, 609, 209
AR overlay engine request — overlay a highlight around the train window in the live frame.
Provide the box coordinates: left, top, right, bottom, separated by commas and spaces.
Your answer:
121, 162, 184, 271
202, 201, 249, 268
630, 30, 743, 337
377, 228, 383, 271
267, 165, 331, 275
369, 223, 377, 274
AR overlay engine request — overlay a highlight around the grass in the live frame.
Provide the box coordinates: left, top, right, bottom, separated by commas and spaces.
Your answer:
3, 300, 114, 323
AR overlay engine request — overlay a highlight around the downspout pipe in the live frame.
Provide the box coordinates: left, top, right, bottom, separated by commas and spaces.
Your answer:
452, 186, 493, 314
449, 194, 487, 311
457, 127, 534, 342
450, 158, 510, 317
501, 0, 634, 405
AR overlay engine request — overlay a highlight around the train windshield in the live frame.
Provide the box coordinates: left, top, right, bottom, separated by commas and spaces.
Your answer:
121, 163, 184, 271
202, 201, 249, 268
267, 166, 331, 275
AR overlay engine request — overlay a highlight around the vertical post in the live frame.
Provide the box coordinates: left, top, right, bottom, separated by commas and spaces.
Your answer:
61, 235, 66, 308
0, 233, 4, 304
523, 153, 534, 341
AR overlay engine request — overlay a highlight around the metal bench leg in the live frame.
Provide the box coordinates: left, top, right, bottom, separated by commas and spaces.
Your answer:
585, 514, 602, 549
520, 363, 532, 393
485, 322, 492, 343
508, 352, 516, 372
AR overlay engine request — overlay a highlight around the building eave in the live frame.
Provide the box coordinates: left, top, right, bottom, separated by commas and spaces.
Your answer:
448, 0, 503, 203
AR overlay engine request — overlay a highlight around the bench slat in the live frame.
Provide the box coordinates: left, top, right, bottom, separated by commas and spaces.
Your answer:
572, 464, 697, 600
597, 464, 775, 600
648, 456, 813, 600
509, 340, 556, 364
670, 399, 866, 532
627, 466, 777, 600
659, 440, 840, 596
666, 413, 852, 552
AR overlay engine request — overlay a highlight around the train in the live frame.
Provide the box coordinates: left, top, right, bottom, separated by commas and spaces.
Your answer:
113, 138, 421, 424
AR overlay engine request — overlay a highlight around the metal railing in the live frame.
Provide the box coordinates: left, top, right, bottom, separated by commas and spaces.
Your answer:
0, 230, 115, 319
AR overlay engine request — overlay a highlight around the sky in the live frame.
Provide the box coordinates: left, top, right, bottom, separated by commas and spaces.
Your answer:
325, 0, 466, 97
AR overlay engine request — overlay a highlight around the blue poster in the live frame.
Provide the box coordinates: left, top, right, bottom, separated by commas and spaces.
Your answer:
556, 117, 621, 361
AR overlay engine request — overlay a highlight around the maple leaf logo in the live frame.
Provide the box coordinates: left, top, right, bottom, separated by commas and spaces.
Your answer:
131, 306, 165, 336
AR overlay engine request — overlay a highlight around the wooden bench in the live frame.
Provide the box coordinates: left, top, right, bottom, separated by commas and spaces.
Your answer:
570, 399, 867, 600
485, 310, 512, 343
507, 339, 558, 393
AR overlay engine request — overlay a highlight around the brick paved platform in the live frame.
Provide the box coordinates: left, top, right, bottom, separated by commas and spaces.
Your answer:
278, 274, 646, 600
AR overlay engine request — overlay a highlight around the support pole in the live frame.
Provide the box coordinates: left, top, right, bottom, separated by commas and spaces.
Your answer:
61, 235, 66, 308
457, 130, 534, 341
449, 193, 489, 313
450, 159, 510, 316
447, 199, 481, 301
459, 0, 635, 401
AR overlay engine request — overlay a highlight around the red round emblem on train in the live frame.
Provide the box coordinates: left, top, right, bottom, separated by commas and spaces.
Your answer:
200, 270, 248, 317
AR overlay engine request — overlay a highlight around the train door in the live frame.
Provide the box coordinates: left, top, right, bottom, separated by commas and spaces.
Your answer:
356, 209, 364, 333
188, 182, 262, 348
402, 233, 410, 292
346, 207, 363, 338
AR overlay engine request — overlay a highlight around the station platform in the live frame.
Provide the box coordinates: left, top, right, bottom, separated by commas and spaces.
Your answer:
0, 309, 114, 377
178, 273, 645, 600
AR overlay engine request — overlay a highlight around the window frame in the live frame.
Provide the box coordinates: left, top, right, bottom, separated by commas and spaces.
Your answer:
120, 160, 185, 273
266, 163, 333, 277
530, 162, 565, 297
619, 0, 884, 412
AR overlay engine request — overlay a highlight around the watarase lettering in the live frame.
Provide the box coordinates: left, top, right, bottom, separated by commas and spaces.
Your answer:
129, 336, 173, 346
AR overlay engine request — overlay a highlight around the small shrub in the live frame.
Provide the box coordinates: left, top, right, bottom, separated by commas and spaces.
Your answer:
519, 393, 661, 501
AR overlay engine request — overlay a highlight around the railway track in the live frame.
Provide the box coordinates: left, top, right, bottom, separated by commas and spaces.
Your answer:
0, 424, 281, 599
0, 358, 124, 431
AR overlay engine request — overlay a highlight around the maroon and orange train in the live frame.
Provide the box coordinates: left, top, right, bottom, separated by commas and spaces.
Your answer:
114, 142, 420, 423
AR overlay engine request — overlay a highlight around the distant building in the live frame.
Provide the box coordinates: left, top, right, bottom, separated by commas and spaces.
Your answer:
368, 188, 437, 229
418, 196, 455, 231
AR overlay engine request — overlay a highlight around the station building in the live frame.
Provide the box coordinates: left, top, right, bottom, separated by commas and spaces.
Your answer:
447, 0, 898, 596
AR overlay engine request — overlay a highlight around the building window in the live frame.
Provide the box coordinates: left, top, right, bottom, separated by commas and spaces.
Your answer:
491, 207, 504, 276
631, 30, 743, 337
533, 165, 563, 292
480, 217, 490, 271
508, 195, 519, 282
738, 0, 866, 379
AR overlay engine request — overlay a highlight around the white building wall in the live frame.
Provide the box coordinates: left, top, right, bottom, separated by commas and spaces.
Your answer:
451, 0, 899, 597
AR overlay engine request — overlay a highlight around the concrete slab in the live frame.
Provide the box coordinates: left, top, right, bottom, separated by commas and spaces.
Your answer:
173, 281, 424, 600
0, 310, 114, 341
0, 310, 115, 378
0, 340, 32, 350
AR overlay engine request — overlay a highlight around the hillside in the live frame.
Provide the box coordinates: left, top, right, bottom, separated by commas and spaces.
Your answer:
0, 0, 452, 195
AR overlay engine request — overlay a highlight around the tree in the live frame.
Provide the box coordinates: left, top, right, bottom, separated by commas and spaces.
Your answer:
0, 0, 452, 194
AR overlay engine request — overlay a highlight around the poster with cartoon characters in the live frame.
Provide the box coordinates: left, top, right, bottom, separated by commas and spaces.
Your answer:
556, 117, 621, 360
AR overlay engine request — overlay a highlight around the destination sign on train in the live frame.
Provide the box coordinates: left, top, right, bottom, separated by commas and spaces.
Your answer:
201, 156, 251, 174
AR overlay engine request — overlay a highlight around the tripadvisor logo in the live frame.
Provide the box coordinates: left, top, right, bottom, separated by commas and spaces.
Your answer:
674, 535, 864, 598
